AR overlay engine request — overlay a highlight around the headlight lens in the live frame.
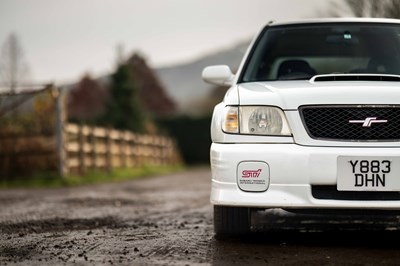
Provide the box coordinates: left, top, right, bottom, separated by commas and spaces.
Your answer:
222, 106, 291, 136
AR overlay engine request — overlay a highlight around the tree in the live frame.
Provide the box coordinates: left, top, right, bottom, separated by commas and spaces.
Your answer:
101, 63, 146, 133
339, 0, 400, 18
0, 33, 30, 93
67, 74, 108, 122
127, 53, 176, 118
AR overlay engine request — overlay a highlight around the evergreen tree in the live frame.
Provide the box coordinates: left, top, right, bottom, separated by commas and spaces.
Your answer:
103, 63, 146, 133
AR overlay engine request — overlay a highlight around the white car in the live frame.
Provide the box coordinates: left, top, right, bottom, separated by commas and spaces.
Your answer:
202, 18, 400, 237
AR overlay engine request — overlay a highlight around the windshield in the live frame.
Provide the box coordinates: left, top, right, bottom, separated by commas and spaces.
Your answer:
241, 23, 400, 82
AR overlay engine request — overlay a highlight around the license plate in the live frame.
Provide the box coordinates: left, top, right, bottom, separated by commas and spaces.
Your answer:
337, 156, 400, 191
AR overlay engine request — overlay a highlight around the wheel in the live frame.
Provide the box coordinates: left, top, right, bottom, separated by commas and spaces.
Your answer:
213, 205, 251, 238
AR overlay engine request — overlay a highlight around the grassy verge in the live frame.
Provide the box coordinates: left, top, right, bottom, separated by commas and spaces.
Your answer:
0, 164, 185, 189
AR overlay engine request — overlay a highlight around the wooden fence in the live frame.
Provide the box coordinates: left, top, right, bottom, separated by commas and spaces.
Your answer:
0, 134, 57, 178
64, 123, 180, 174
0, 87, 181, 178
0, 123, 181, 178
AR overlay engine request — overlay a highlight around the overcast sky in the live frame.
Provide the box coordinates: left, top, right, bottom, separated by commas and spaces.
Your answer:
0, 0, 344, 85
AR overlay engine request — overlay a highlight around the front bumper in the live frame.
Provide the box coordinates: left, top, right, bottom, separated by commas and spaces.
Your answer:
210, 143, 400, 209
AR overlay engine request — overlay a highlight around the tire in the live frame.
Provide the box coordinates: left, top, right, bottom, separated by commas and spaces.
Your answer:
213, 205, 251, 238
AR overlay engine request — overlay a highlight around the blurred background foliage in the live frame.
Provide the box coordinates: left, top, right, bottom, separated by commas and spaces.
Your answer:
340, 0, 400, 18
157, 116, 212, 165
0, 88, 56, 136
99, 63, 147, 133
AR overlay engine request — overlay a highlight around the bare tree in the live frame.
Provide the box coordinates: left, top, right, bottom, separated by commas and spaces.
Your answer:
384, 0, 400, 18
337, 0, 400, 18
0, 33, 30, 93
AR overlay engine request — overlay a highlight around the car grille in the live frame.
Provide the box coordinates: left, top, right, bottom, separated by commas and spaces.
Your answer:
300, 105, 400, 141
312, 185, 400, 201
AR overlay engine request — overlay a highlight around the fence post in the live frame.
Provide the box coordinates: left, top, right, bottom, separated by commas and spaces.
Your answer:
120, 131, 127, 168
54, 86, 67, 177
106, 127, 112, 172
78, 124, 86, 174
90, 126, 97, 171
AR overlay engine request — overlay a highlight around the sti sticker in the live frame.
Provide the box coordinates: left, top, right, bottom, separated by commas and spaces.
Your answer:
237, 161, 270, 192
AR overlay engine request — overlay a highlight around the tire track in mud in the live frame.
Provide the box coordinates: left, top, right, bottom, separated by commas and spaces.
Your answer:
0, 216, 125, 234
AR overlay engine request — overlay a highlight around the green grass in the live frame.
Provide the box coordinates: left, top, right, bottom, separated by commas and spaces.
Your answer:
0, 164, 185, 189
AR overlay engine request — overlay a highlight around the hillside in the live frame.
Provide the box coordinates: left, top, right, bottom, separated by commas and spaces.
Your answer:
156, 40, 250, 113
62, 40, 251, 117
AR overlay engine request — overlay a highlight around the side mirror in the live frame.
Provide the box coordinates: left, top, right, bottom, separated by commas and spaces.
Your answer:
202, 65, 235, 86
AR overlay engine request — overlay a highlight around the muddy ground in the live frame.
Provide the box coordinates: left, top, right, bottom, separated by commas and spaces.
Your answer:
1, 167, 400, 265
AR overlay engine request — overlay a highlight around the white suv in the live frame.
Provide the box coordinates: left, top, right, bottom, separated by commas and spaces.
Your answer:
202, 18, 400, 237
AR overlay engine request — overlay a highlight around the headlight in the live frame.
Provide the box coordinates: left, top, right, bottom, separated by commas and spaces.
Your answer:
240, 106, 291, 135
222, 106, 291, 136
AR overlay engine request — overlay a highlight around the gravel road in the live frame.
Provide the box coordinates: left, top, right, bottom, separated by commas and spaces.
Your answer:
1, 167, 400, 265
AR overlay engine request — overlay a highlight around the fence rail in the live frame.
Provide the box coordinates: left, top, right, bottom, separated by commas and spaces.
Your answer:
64, 123, 180, 174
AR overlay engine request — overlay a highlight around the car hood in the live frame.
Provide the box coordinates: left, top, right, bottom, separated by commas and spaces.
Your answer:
238, 80, 400, 110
